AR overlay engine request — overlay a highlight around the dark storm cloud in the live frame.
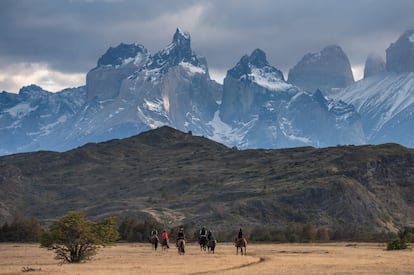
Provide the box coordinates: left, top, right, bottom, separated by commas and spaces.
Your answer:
0, 0, 414, 91
194, 0, 414, 73
0, 0, 199, 72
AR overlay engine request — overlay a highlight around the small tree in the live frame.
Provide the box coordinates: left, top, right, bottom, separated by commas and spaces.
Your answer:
387, 238, 408, 250
41, 211, 119, 263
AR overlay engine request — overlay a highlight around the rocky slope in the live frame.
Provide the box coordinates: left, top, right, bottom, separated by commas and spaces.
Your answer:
331, 29, 414, 147
219, 49, 364, 148
0, 126, 413, 232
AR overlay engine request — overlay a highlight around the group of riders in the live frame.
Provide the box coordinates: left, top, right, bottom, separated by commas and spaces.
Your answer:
150, 226, 244, 248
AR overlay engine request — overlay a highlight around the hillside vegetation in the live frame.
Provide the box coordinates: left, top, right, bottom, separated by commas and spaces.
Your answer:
0, 126, 413, 233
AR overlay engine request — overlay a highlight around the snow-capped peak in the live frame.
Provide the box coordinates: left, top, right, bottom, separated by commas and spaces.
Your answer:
145, 28, 204, 73
173, 27, 190, 42
227, 48, 286, 87
97, 43, 148, 68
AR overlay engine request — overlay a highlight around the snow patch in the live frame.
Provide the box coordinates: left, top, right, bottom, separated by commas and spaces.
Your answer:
280, 117, 312, 144
250, 68, 292, 91
207, 110, 256, 148
179, 62, 206, 75
331, 72, 414, 135
28, 115, 68, 136
5, 103, 38, 119
136, 106, 165, 129
409, 33, 414, 43
144, 99, 164, 113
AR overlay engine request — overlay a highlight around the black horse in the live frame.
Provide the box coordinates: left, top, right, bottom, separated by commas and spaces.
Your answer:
150, 235, 159, 251
199, 236, 208, 251
207, 238, 216, 253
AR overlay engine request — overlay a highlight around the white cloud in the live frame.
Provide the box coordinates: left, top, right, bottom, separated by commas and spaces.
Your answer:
209, 68, 226, 84
0, 63, 85, 93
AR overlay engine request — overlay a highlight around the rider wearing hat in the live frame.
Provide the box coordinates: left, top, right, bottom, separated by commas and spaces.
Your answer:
176, 227, 185, 245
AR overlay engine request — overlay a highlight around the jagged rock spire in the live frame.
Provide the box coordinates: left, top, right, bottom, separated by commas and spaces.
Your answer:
288, 44, 354, 93
364, 53, 385, 78
227, 48, 284, 80
386, 29, 414, 73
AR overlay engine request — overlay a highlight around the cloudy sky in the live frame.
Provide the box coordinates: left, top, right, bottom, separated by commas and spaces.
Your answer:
1, 0, 413, 93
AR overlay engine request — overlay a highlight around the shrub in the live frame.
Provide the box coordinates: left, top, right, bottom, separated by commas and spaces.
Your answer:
41, 211, 119, 263
387, 238, 408, 250
0, 217, 42, 242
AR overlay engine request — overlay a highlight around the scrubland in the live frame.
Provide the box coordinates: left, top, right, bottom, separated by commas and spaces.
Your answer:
0, 242, 413, 274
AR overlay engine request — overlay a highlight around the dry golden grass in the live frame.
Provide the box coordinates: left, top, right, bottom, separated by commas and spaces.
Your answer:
0, 242, 413, 274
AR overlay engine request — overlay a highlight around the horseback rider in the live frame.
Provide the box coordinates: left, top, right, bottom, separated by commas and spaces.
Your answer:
238, 228, 243, 240
176, 227, 185, 245
199, 226, 207, 238
151, 228, 159, 241
207, 230, 213, 241
162, 230, 170, 248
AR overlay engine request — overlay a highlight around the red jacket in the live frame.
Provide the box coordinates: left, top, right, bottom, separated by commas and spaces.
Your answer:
162, 231, 168, 239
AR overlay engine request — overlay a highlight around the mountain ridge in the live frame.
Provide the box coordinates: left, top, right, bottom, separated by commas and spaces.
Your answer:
0, 126, 413, 232
1, 28, 414, 155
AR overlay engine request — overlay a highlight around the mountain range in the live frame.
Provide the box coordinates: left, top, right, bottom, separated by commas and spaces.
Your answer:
0, 28, 414, 155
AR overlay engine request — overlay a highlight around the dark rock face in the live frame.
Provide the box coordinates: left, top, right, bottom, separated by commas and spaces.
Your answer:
86, 43, 149, 101
227, 48, 285, 80
149, 28, 196, 71
288, 45, 354, 92
364, 53, 386, 78
97, 43, 147, 67
386, 29, 414, 73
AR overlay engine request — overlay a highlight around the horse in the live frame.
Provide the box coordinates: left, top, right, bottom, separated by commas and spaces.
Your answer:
234, 238, 247, 255
177, 239, 185, 255
150, 235, 159, 251
160, 238, 170, 251
207, 239, 216, 254
199, 236, 208, 251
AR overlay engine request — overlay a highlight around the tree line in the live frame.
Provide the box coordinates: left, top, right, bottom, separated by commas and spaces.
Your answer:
0, 214, 409, 244
1, 212, 413, 263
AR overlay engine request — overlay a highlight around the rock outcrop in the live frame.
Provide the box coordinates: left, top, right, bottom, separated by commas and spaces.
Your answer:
86, 43, 149, 101
288, 45, 354, 92
363, 53, 386, 78
386, 29, 414, 73
219, 48, 364, 148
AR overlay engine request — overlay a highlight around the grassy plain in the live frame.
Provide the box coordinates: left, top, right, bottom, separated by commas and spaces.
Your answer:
0, 242, 413, 274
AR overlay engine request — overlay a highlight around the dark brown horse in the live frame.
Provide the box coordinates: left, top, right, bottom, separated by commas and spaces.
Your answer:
150, 235, 159, 251
199, 236, 208, 251
207, 239, 216, 254
234, 238, 247, 255
160, 238, 169, 251
177, 239, 185, 255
